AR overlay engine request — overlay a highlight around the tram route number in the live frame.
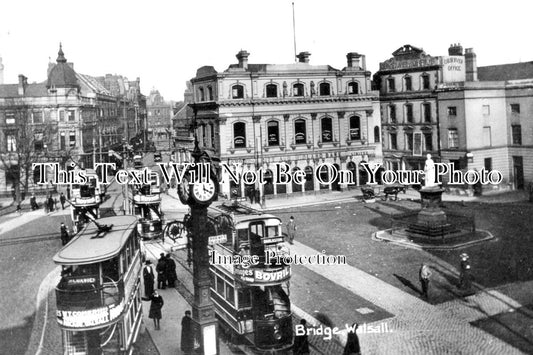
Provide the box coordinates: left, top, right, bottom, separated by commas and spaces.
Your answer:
208, 234, 227, 245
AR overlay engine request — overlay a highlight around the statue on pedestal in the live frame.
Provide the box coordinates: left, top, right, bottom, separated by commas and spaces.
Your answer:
424, 154, 437, 188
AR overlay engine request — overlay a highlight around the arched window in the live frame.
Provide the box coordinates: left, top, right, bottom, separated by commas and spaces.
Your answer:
233, 122, 246, 148
348, 82, 359, 95
263, 169, 274, 195
232, 85, 244, 99
421, 74, 430, 90
291, 167, 302, 193
198, 87, 205, 101
319, 82, 331, 96
346, 162, 357, 189
374, 126, 380, 143
266, 84, 278, 98
304, 166, 314, 191
321, 117, 332, 142
293, 83, 304, 97
318, 164, 329, 190
404, 76, 412, 91
267, 120, 279, 146
207, 86, 214, 100
294, 119, 307, 144
349, 116, 361, 140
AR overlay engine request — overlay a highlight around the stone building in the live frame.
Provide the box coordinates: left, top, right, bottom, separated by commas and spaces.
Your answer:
190, 50, 382, 198
0, 45, 144, 195
146, 88, 174, 151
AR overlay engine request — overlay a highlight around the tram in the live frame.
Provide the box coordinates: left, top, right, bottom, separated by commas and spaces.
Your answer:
204, 202, 293, 353
70, 169, 103, 233
53, 216, 143, 355
128, 174, 163, 240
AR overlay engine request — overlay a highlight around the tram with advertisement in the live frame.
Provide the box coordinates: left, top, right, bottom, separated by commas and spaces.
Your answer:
203, 202, 293, 353
70, 169, 103, 233
128, 173, 164, 241
53, 216, 143, 355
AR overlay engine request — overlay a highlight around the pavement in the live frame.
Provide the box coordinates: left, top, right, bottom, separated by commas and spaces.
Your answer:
10, 182, 531, 355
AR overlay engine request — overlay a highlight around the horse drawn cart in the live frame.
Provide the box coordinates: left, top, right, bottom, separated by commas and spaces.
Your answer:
360, 184, 407, 202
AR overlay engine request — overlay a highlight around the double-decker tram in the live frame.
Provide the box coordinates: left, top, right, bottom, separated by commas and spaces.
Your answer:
53, 216, 143, 355
128, 175, 164, 241
70, 169, 103, 233
205, 203, 293, 353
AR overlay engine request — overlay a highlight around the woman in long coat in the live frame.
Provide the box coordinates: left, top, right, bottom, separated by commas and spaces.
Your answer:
149, 291, 164, 330
143, 260, 155, 299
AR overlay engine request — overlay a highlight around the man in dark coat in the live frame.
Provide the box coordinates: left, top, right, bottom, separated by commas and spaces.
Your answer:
60, 192, 67, 210
165, 253, 178, 288
293, 319, 310, 354
48, 195, 55, 212
143, 260, 155, 299
181, 310, 195, 354
286, 216, 297, 245
156, 253, 167, 289
148, 291, 164, 330
60, 223, 70, 246
343, 323, 361, 355
30, 193, 38, 210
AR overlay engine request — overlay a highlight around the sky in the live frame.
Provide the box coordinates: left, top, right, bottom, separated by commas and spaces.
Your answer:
1, 0, 532, 102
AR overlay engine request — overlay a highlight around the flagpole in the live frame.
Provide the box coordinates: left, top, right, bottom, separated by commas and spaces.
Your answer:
292, 2, 297, 62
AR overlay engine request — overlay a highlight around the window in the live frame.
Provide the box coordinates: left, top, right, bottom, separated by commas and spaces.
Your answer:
59, 110, 65, 122
405, 76, 412, 91
319, 82, 331, 96
294, 119, 306, 144
447, 106, 457, 116
405, 104, 413, 123
510, 104, 520, 113
34, 133, 44, 151
448, 129, 458, 148
483, 126, 491, 147
198, 87, 205, 101
69, 131, 76, 147
33, 111, 43, 124
374, 126, 380, 142
5, 111, 15, 125
423, 103, 431, 122
266, 84, 277, 98
389, 133, 397, 150
422, 74, 430, 90
349, 116, 361, 140
267, 120, 279, 146
484, 158, 492, 171
424, 133, 433, 151
293, 83, 304, 97
512, 125, 522, 145
482, 105, 490, 116
232, 85, 244, 99
389, 105, 396, 123
60, 132, 66, 150
348, 82, 359, 95
68, 110, 75, 122
406, 132, 413, 151
387, 78, 395, 92
207, 86, 214, 100
7, 134, 16, 152
321, 117, 332, 142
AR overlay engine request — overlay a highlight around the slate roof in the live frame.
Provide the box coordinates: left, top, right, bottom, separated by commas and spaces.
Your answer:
478, 62, 533, 81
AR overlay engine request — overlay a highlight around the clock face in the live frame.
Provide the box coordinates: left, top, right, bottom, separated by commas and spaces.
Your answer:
192, 180, 216, 203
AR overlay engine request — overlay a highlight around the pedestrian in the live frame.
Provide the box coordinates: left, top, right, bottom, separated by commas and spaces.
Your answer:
181, 310, 195, 354
60, 192, 66, 210
165, 253, 178, 288
419, 263, 432, 299
143, 260, 155, 300
156, 253, 167, 289
44, 195, 49, 213
293, 319, 310, 355
286, 216, 297, 245
148, 291, 164, 330
60, 223, 70, 246
30, 193, 37, 210
459, 253, 472, 291
48, 195, 55, 213
343, 323, 361, 355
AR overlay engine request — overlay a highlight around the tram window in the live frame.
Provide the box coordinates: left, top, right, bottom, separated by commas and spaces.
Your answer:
266, 226, 278, 237
72, 263, 98, 277
237, 229, 248, 250
238, 289, 252, 308
210, 272, 216, 290
226, 284, 235, 305
102, 257, 119, 282
216, 276, 225, 295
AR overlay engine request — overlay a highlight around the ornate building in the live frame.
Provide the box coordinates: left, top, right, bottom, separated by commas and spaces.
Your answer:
190, 50, 382, 198
0, 45, 145, 195
146, 88, 174, 151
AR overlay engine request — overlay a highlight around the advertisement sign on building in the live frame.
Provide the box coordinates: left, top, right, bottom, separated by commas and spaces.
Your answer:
441, 56, 465, 83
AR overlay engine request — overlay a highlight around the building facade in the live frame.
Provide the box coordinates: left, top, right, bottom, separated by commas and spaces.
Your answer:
374, 44, 466, 172
190, 50, 383, 198
146, 89, 174, 151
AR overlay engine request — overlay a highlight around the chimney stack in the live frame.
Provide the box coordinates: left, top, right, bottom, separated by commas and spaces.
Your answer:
236, 50, 250, 70
18, 74, 27, 96
448, 43, 464, 56
296, 51, 311, 63
465, 48, 478, 81
346, 52, 362, 69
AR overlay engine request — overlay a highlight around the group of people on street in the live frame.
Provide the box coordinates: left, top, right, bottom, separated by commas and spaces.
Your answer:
155, 253, 178, 289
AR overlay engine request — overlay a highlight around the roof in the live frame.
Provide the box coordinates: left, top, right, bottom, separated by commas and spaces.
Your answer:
477, 62, 533, 81
77, 73, 112, 95
0, 82, 49, 98
226, 63, 338, 73
47, 62, 79, 89
53, 216, 138, 265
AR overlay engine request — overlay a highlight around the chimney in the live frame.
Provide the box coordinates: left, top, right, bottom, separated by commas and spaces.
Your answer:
296, 51, 311, 63
18, 74, 27, 96
465, 48, 478, 81
236, 50, 250, 70
346, 52, 363, 69
448, 43, 463, 56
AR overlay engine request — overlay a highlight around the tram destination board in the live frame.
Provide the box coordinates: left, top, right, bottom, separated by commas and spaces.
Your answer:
208, 234, 227, 245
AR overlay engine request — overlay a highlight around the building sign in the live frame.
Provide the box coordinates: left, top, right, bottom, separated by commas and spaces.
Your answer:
441, 56, 465, 83
208, 234, 227, 245
380, 57, 439, 71
235, 266, 290, 284
57, 301, 125, 328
